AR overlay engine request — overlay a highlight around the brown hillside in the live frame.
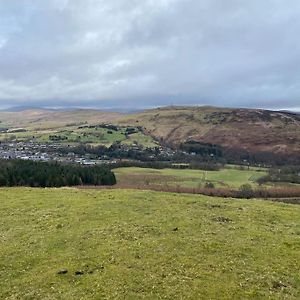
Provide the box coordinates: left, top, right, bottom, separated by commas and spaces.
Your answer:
0, 109, 122, 129
119, 106, 300, 157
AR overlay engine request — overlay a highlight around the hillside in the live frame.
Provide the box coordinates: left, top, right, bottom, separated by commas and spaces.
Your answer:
0, 109, 122, 129
1, 106, 299, 160
1, 188, 300, 299
119, 106, 300, 159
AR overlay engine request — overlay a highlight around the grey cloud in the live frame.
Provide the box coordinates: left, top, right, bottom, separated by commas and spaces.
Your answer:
0, 0, 299, 110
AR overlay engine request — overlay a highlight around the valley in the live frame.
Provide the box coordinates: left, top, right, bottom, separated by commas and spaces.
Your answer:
1, 106, 300, 300
1, 106, 299, 166
2, 2, 300, 299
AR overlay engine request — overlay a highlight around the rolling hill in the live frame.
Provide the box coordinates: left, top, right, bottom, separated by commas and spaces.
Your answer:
0, 109, 122, 129
119, 106, 300, 159
0, 106, 299, 160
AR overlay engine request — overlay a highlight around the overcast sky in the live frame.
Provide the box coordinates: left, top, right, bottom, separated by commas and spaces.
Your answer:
0, 0, 300, 110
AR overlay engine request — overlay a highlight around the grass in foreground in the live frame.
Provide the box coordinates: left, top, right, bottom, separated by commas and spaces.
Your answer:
1, 188, 300, 299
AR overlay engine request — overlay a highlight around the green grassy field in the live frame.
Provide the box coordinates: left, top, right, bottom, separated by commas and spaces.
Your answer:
0, 126, 158, 148
1, 188, 300, 299
113, 167, 268, 189
36, 128, 127, 145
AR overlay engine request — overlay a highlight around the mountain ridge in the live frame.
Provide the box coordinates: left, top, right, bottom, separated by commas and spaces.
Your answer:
118, 106, 300, 159
0, 105, 299, 159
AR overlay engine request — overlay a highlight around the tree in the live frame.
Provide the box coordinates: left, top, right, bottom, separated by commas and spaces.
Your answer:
238, 184, 254, 199
205, 182, 215, 189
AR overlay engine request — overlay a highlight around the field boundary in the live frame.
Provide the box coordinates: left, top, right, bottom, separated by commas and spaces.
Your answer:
78, 184, 300, 204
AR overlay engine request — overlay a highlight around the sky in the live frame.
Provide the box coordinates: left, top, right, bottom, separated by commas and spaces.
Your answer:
0, 0, 300, 111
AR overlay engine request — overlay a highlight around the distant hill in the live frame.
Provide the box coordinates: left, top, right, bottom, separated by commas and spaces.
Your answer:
0, 105, 299, 161
1, 106, 57, 112
119, 106, 300, 159
0, 108, 123, 129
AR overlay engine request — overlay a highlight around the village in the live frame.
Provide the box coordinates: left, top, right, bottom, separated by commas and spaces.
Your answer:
0, 140, 181, 166
0, 142, 117, 165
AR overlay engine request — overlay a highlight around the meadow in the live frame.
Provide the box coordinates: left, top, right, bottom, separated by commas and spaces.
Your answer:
113, 166, 268, 189
0, 125, 158, 148
1, 188, 300, 299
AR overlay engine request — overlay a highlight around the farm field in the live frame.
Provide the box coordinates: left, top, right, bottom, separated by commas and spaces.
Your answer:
113, 167, 268, 189
1, 188, 300, 299
0, 125, 158, 148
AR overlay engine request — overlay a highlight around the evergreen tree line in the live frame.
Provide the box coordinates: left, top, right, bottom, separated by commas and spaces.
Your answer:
180, 141, 223, 157
0, 160, 116, 187
223, 148, 300, 166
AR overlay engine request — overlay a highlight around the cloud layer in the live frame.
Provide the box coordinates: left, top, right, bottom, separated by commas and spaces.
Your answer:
0, 0, 300, 110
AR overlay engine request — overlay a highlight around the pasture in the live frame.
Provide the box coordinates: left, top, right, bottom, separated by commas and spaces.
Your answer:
1, 188, 300, 299
113, 167, 268, 189
0, 125, 158, 148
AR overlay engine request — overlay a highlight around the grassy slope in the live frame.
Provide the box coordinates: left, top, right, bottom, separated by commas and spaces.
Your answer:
0, 109, 158, 148
1, 188, 300, 299
36, 128, 127, 145
0, 109, 122, 129
113, 167, 268, 189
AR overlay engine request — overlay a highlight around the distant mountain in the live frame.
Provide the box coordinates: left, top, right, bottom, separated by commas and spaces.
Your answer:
279, 109, 300, 115
119, 106, 300, 159
2, 106, 56, 112
2, 105, 145, 114
0, 108, 123, 128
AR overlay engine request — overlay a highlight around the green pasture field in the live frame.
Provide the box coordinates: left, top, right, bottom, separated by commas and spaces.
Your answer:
0, 126, 157, 148
122, 131, 158, 148
113, 167, 268, 189
36, 128, 126, 145
0, 188, 300, 299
